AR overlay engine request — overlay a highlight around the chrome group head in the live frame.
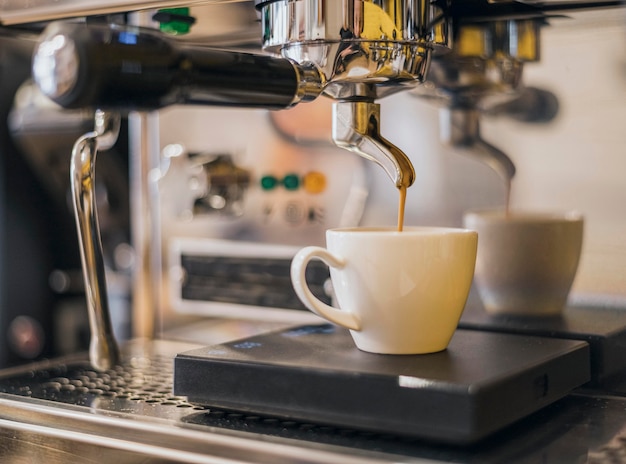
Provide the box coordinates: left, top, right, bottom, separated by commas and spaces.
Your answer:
256, 0, 450, 101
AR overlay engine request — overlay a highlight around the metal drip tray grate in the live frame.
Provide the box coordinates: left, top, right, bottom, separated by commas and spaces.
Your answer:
1, 357, 185, 404
0, 340, 207, 422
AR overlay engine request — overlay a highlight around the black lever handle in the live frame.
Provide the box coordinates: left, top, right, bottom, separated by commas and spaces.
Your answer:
32, 22, 323, 111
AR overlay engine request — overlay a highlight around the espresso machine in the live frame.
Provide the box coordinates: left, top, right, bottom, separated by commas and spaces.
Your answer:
0, 0, 624, 462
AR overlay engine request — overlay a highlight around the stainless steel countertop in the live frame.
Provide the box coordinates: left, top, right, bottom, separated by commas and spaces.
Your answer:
0, 320, 625, 463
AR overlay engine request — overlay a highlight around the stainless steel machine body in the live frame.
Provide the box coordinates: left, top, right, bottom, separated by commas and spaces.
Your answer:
0, 0, 625, 462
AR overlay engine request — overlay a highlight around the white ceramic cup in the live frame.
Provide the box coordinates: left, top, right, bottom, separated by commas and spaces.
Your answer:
290, 227, 478, 354
463, 210, 584, 316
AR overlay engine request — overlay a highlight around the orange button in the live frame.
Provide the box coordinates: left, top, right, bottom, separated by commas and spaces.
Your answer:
303, 171, 327, 194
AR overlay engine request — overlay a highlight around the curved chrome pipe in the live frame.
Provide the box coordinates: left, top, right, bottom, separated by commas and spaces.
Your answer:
70, 110, 121, 371
439, 107, 516, 205
333, 101, 415, 189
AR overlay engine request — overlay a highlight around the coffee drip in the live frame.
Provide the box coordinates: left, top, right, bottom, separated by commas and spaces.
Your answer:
398, 186, 408, 232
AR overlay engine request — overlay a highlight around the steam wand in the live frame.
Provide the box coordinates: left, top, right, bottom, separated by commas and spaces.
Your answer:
70, 110, 121, 371
439, 106, 516, 204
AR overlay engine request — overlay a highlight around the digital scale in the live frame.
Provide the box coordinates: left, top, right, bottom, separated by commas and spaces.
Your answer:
174, 324, 590, 444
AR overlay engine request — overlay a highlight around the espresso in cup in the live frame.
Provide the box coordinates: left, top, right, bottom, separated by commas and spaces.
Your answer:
290, 227, 478, 354
464, 210, 584, 316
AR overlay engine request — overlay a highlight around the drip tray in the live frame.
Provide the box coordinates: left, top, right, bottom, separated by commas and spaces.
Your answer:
174, 325, 590, 445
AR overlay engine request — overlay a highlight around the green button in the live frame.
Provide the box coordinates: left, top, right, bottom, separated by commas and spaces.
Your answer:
260, 175, 279, 191
282, 174, 300, 191
157, 8, 193, 35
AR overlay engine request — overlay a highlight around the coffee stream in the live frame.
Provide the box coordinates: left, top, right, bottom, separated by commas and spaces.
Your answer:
397, 185, 407, 232
504, 179, 512, 218
394, 154, 414, 232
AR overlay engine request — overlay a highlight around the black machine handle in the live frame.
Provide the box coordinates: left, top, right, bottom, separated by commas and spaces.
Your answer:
32, 22, 323, 111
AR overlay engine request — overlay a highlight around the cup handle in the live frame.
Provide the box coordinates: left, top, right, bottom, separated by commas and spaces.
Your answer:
290, 246, 361, 331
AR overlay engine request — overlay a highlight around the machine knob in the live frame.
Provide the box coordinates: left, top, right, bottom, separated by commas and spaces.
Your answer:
193, 154, 251, 217
160, 145, 251, 220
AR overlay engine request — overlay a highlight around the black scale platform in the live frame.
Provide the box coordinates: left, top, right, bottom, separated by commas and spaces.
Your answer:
174, 324, 590, 444
458, 294, 626, 387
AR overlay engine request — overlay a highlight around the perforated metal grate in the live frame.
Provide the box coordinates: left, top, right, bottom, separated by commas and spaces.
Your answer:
0, 354, 203, 415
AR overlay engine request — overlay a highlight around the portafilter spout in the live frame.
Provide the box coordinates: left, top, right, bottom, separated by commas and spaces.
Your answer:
71, 110, 121, 371
333, 100, 415, 190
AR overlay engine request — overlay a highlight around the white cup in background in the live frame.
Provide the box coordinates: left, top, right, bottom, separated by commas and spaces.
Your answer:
463, 210, 584, 317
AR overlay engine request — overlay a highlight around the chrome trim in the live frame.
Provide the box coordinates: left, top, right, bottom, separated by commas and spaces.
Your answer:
260, 0, 449, 50
455, 19, 540, 62
290, 60, 326, 104
418, 19, 541, 105
333, 101, 415, 189
258, 0, 450, 100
